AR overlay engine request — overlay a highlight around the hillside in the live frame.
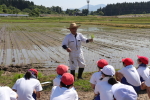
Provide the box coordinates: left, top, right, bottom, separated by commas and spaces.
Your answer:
79, 4, 106, 11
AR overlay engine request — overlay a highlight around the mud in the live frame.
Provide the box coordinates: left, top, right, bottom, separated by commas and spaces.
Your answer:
0, 23, 150, 73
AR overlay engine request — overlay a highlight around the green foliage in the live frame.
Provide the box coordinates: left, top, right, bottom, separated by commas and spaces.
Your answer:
0, 70, 4, 76
22, 8, 31, 13
102, 1, 150, 16
38, 72, 43, 79
99, 11, 104, 16
12, 73, 24, 83
29, 8, 39, 17
82, 9, 88, 16
74, 80, 92, 91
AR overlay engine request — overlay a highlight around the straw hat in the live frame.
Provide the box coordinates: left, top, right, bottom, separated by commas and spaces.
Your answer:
67, 23, 81, 29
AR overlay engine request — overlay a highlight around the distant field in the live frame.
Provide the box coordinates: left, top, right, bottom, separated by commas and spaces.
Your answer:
0, 15, 150, 28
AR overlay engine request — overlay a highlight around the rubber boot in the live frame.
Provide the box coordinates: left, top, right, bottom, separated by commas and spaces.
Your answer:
77, 68, 84, 79
70, 70, 75, 81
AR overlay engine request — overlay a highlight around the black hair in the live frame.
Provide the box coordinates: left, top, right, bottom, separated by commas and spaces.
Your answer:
97, 65, 102, 69
60, 81, 73, 89
101, 72, 118, 85
24, 71, 32, 79
137, 59, 141, 62
108, 77, 118, 85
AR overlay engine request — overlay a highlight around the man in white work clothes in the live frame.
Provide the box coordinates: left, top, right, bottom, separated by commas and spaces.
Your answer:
62, 23, 93, 79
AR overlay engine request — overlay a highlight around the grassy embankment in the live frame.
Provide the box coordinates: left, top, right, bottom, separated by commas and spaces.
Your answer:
0, 15, 150, 28
0, 70, 93, 92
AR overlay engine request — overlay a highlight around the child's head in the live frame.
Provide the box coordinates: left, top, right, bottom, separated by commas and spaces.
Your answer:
137, 55, 149, 65
122, 58, 134, 67
112, 84, 137, 100
101, 65, 115, 77
56, 64, 68, 75
97, 59, 108, 70
60, 73, 74, 88
25, 68, 38, 79
101, 65, 117, 85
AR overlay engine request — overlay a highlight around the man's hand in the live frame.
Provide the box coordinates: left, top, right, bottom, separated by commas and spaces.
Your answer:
89, 39, 93, 42
66, 48, 71, 52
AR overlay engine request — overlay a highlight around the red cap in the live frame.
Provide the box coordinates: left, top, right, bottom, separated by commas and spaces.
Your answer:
61, 73, 74, 85
97, 59, 108, 68
137, 55, 149, 64
29, 69, 38, 75
57, 64, 68, 75
122, 58, 134, 66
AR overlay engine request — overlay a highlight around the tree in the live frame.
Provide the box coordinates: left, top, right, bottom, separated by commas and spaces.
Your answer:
22, 8, 31, 13
82, 9, 88, 16
29, 8, 39, 17
99, 11, 104, 16
1, 4, 7, 13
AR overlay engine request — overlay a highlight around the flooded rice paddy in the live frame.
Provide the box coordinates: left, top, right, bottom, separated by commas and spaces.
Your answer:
0, 23, 150, 72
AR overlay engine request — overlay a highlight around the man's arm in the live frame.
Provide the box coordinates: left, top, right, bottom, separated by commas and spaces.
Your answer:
62, 35, 72, 52
36, 91, 41, 98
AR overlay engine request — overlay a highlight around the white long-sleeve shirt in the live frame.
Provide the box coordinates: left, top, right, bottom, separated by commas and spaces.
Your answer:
62, 33, 87, 52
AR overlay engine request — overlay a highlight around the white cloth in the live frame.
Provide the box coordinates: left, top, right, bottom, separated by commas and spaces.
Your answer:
112, 83, 137, 100
53, 75, 62, 86
50, 86, 78, 100
90, 71, 102, 85
137, 67, 150, 81
62, 33, 87, 70
0, 86, 17, 100
94, 77, 114, 100
118, 65, 141, 86
145, 76, 150, 87
12, 78, 43, 100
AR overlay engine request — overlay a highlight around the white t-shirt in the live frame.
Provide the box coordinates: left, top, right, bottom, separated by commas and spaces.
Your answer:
90, 71, 102, 85
0, 86, 17, 100
137, 66, 150, 81
94, 77, 114, 100
50, 86, 78, 100
53, 75, 62, 86
145, 76, 150, 87
118, 65, 141, 86
12, 78, 43, 100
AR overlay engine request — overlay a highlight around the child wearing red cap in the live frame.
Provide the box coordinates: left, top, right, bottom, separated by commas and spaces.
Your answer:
115, 58, 141, 92
53, 64, 68, 86
12, 69, 43, 100
137, 55, 149, 82
94, 65, 116, 100
50, 73, 78, 100
90, 59, 108, 89
90, 59, 108, 100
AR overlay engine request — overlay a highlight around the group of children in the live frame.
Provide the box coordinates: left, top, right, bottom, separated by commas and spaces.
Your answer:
0, 55, 150, 100
90, 55, 150, 100
51, 55, 150, 100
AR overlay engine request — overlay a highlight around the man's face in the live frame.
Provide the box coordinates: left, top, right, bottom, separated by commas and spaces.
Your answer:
70, 28, 77, 35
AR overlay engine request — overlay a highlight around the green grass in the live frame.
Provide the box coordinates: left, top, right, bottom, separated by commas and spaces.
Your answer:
1, 16, 150, 28
0, 70, 93, 92
0, 69, 120, 92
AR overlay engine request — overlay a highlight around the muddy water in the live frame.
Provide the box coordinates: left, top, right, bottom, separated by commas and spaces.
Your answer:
0, 23, 150, 72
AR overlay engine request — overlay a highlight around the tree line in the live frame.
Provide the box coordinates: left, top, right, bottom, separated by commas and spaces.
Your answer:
100, 1, 150, 16
0, 0, 150, 16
